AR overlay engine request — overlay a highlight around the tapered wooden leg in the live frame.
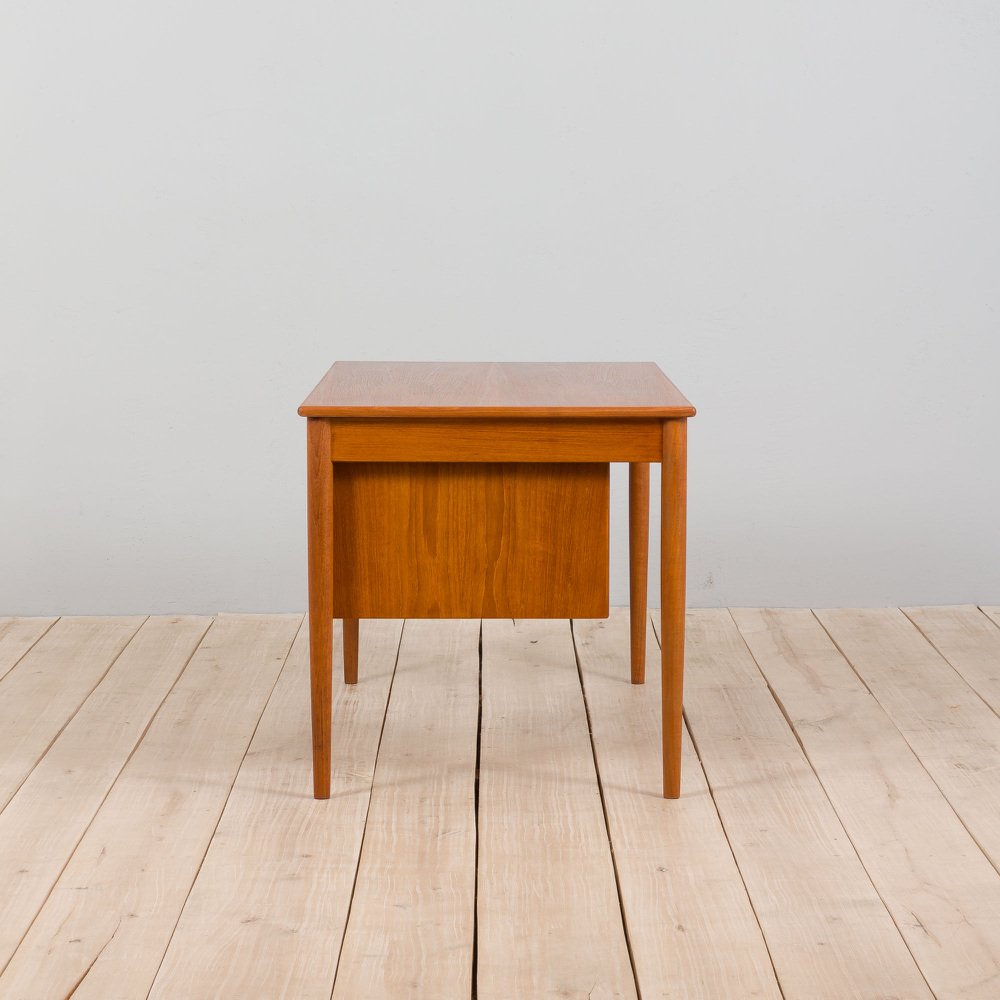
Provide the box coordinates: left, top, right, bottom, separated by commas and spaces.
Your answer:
628, 463, 650, 684
343, 618, 359, 684
661, 419, 688, 798
307, 418, 334, 799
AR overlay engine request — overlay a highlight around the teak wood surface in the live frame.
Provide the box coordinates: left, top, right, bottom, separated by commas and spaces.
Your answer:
332, 462, 610, 618
299, 360, 695, 418
301, 361, 694, 799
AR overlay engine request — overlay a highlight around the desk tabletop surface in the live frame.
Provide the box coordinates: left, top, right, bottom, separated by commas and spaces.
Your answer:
299, 361, 695, 418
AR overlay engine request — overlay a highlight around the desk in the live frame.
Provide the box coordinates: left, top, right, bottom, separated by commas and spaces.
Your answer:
299, 362, 694, 799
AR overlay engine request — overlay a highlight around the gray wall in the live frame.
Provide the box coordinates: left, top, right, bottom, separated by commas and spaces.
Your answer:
2, 2, 999, 614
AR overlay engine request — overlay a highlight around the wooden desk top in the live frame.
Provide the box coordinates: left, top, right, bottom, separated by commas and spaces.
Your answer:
299, 362, 695, 418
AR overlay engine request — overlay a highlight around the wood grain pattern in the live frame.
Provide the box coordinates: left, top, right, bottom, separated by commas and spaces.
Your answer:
300, 361, 695, 418
628, 463, 649, 684
147, 619, 403, 1000
816, 608, 1000, 871
1, 609, 998, 996
0, 616, 210, 974
574, 611, 782, 1000
735, 607, 1000, 1000
902, 604, 1000, 713
0, 614, 301, 1000
660, 418, 687, 797
675, 609, 935, 1000
331, 619, 479, 1000
0, 615, 144, 811
307, 417, 334, 799
328, 417, 662, 462
0, 617, 57, 683
477, 618, 637, 1000
303, 361, 695, 802
332, 462, 610, 619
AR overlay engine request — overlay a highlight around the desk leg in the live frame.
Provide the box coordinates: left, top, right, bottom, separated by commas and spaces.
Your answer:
307, 418, 334, 800
628, 463, 650, 684
343, 618, 359, 684
661, 418, 688, 799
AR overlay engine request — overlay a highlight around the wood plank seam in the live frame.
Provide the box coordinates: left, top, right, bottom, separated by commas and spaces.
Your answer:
678, 711, 789, 1000
729, 611, 938, 1000
65, 926, 119, 997
811, 609, 1000, 879
648, 615, 788, 999
0, 616, 60, 685
656, 611, 941, 998
900, 607, 1000, 722
327, 618, 409, 997
0, 616, 212, 979
568, 619, 643, 998
471, 619, 483, 1000
142, 615, 306, 995
476, 618, 635, 998
143, 619, 404, 997
0, 615, 299, 996
0, 615, 149, 815
332, 618, 478, 997
8, 610, 998, 995
736, 608, 1000, 999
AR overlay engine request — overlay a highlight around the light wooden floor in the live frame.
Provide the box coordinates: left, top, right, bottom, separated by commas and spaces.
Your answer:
1, 608, 999, 999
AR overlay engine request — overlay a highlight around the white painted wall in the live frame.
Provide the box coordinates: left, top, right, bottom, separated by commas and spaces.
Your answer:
2, 2, 998, 614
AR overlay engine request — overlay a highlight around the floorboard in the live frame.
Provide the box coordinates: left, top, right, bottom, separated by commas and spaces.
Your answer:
0, 614, 301, 1000
477, 618, 636, 1000
0, 616, 144, 811
0, 615, 210, 975
735, 607, 1000, 999
330, 619, 480, 1000
674, 609, 934, 1000
148, 618, 403, 1000
574, 611, 782, 1000
902, 605, 1000, 716
0, 607, 997, 1000
817, 608, 1000, 872
0, 616, 57, 683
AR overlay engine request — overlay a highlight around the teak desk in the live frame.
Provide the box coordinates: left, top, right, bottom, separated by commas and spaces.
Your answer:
299, 361, 695, 799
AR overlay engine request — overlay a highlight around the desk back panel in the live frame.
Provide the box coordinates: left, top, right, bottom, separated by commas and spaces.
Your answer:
331, 462, 610, 619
